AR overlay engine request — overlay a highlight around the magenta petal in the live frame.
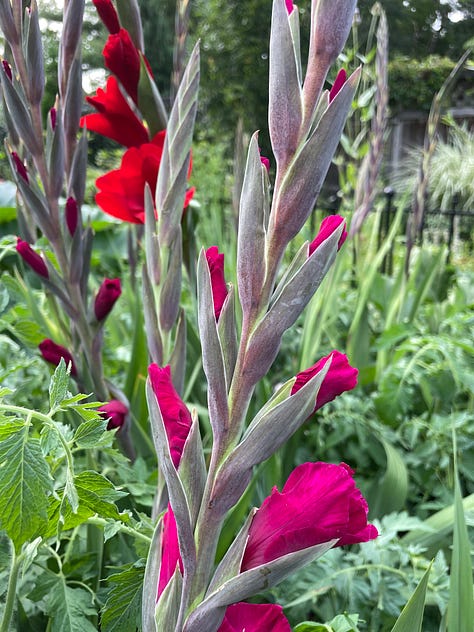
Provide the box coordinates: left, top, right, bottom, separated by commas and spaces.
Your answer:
148, 364, 192, 468
218, 602, 291, 632
291, 350, 358, 412
205, 246, 228, 321
308, 215, 347, 256
241, 462, 377, 571
157, 505, 183, 600
330, 68, 347, 102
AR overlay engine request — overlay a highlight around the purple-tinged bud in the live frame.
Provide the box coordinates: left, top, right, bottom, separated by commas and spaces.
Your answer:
98, 399, 128, 430
309, 215, 347, 256
50, 107, 57, 130
16, 238, 49, 278
2, 60, 12, 81
329, 68, 347, 102
93, 0, 121, 34
39, 339, 77, 375
260, 151, 270, 172
11, 152, 28, 183
94, 278, 122, 321
65, 196, 79, 236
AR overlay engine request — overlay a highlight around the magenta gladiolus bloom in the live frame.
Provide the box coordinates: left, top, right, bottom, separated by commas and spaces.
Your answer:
39, 339, 77, 376
218, 602, 291, 632
308, 215, 347, 257
291, 350, 358, 412
103, 28, 141, 104
16, 238, 48, 278
329, 68, 347, 102
285, 0, 294, 15
240, 461, 378, 571
205, 246, 228, 321
92, 0, 120, 34
157, 504, 183, 600
98, 399, 128, 430
148, 364, 192, 468
94, 278, 122, 321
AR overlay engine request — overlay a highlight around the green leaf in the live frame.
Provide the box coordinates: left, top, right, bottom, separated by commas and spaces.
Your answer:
73, 418, 109, 448
369, 439, 409, 517
0, 422, 52, 550
101, 562, 145, 632
43, 573, 97, 632
390, 563, 432, 632
47, 471, 126, 537
49, 359, 71, 411
447, 476, 474, 632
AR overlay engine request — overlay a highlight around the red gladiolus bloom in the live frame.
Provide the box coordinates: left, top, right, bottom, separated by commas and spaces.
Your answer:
308, 215, 347, 256
95, 130, 195, 223
49, 107, 57, 131
98, 399, 128, 430
329, 68, 347, 102
92, 0, 120, 34
94, 277, 122, 321
39, 339, 77, 376
103, 28, 141, 103
80, 76, 149, 148
291, 350, 358, 412
2, 60, 12, 81
218, 603, 291, 632
205, 246, 228, 321
241, 461, 378, 571
148, 364, 192, 468
157, 504, 183, 600
16, 238, 48, 278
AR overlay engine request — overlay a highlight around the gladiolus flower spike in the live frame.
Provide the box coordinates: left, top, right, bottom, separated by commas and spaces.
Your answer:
241, 461, 378, 571
92, 0, 120, 34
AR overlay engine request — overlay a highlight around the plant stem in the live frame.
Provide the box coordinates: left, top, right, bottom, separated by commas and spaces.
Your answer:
85, 517, 152, 544
0, 543, 20, 632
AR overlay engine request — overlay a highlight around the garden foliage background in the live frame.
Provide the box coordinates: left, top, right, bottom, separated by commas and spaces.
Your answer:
0, 0, 473, 631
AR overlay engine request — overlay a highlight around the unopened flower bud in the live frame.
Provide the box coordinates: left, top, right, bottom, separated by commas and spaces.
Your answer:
49, 107, 57, 130
205, 246, 228, 321
329, 68, 347, 102
308, 215, 347, 256
259, 151, 270, 172
98, 399, 128, 430
311, 0, 357, 66
16, 238, 49, 278
39, 339, 77, 375
65, 196, 78, 236
11, 152, 28, 183
94, 278, 122, 321
93, 0, 120, 34
285, 0, 294, 14
2, 60, 12, 81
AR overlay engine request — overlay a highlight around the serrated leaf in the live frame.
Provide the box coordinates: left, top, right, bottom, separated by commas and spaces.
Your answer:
49, 359, 71, 411
44, 574, 97, 632
73, 418, 109, 448
0, 423, 52, 550
101, 562, 145, 632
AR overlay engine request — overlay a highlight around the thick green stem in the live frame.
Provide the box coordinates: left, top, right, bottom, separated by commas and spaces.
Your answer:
1, 544, 20, 632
